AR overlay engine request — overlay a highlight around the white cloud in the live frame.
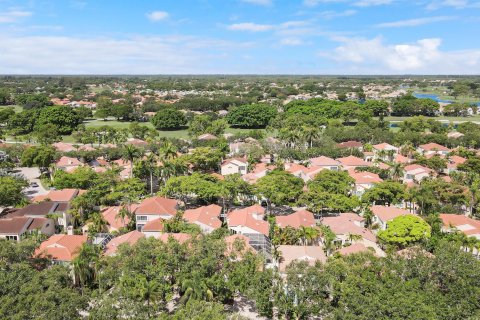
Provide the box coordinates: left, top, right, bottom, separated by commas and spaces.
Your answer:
280, 38, 304, 46
0, 10, 32, 23
240, 0, 273, 6
0, 35, 254, 74
227, 22, 275, 32
376, 16, 455, 27
303, 0, 345, 7
323, 36, 480, 74
317, 10, 357, 19
426, 0, 468, 10
146, 11, 169, 22
353, 0, 393, 6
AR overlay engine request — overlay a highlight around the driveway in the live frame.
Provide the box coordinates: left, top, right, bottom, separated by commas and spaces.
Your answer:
17, 167, 49, 199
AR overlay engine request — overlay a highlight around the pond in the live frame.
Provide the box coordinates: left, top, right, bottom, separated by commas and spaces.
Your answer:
413, 92, 480, 106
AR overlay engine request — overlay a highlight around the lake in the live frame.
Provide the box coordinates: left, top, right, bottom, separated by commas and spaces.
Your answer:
413, 93, 480, 106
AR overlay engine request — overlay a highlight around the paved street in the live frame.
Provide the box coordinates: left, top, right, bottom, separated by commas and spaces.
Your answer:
17, 167, 49, 199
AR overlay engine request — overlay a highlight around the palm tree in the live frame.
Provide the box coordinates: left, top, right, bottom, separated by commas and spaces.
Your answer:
72, 243, 101, 293
400, 142, 416, 159
122, 144, 140, 178
347, 233, 363, 244
145, 153, 158, 194
390, 162, 405, 181
87, 212, 108, 236
159, 141, 178, 161
179, 273, 214, 304
298, 226, 320, 246
301, 126, 322, 149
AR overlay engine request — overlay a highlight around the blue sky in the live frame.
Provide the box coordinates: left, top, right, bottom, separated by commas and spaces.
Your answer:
0, 0, 479, 74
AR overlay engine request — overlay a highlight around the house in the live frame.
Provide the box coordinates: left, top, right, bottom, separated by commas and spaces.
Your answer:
158, 233, 191, 244
277, 245, 327, 272
370, 205, 411, 230
337, 141, 363, 151
227, 205, 270, 254
33, 188, 83, 203
125, 138, 148, 147
445, 155, 466, 174
394, 154, 411, 164
403, 164, 433, 183
35, 234, 88, 263
0, 217, 54, 241
439, 214, 480, 239
141, 218, 165, 238
372, 143, 398, 161
225, 234, 255, 257
183, 204, 222, 234
337, 243, 372, 256
336, 155, 371, 169
242, 162, 274, 184
55, 156, 82, 170
135, 197, 179, 231
284, 163, 310, 181
320, 213, 378, 250
52, 142, 77, 153
101, 205, 138, 233
275, 210, 316, 229
418, 143, 450, 155
348, 170, 383, 196
308, 156, 340, 171
221, 158, 248, 176
104, 230, 144, 256
12, 201, 69, 230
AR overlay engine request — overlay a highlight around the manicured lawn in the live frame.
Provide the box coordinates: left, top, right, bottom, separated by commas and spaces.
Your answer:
0, 105, 23, 113
384, 116, 480, 123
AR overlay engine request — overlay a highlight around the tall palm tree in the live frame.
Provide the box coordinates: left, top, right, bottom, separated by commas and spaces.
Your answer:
122, 144, 140, 178
72, 243, 101, 293
301, 126, 322, 149
87, 212, 108, 236
180, 273, 214, 304
145, 153, 158, 194
390, 162, 405, 181
159, 141, 178, 161
347, 233, 363, 244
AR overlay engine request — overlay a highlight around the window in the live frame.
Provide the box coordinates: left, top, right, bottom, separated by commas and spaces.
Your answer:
6, 235, 18, 241
137, 225, 145, 231
137, 215, 148, 221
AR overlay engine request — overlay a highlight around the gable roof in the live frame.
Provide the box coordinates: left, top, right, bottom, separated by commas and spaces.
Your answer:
348, 170, 383, 184
439, 214, 480, 236
56, 156, 82, 167
14, 201, 58, 217
336, 155, 371, 167
183, 204, 222, 230
136, 197, 178, 216
372, 143, 398, 151
33, 189, 81, 203
0, 217, 32, 234
276, 210, 316, 229
321, 213, 376, 242
309, 156, 340, 167
104, 231, 144, 256
370, 205, 411, 223
277, 245, 327, 272
35, 234, 87, 262
419, 143, 450, 152
404, 164, 433, 175
101, 205, 137, 230
227, 205, 268, 236
142, 218, 165, 232
222, 157, 248, 167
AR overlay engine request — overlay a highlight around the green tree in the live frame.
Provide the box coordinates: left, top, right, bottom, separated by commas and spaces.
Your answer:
362, 181, 407, 206
0, 176, 28, 206
256, 169, 304, 209
378, 215, 431, 248
151, 108, 187, 130
35, 105, 81, 135
227, 104, 277, 128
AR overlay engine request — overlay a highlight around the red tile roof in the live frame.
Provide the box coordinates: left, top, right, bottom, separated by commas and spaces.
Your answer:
337, 141, 363, 148
439, 214, 480, 236
348, 170, 383, 184
370, 205, 411, 223
101, 206, 137, 231
321, 213, 376, 242
277, 245, 327, 272
337, 155, 371, 167
419, 143, 450, 152
309, 156, 340, 167
142, 218, 165, 232
136, 197, 178, 216
158, 233, 191, 244
227, 205, 268, 236
35, 234, 87, 262
183, 204, 222, 230
276, 210, 316, 229
337, 243, 370, 256
56, 156, 82, 167
104, 230, 144, 256
33, 189, 80, 203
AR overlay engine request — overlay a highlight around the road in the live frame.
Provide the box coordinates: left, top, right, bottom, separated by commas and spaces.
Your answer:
17, 167, 49, 199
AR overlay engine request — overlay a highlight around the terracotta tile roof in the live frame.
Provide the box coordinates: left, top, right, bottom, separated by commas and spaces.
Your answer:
0, 217, 32, 234
277, 245, 327, 272
395, 154, 410, 164
377, 162, 391, 170
285, 162, 308, 174
222, 157, 248, 166
183, 204, 222, 230
309, 156, 340, 167
419, 143, 450, 152
321, 213, 376, 242
336, 155, 371, 167
105, 230, 144, 256
198, 133, 218, 140
225, 234, 254, 255
439, 214, 480, 236
227, 205, 268, 236
52, 142, 76, 152
276, 210, 316, 229
370, 205, 411, 223
101, 205, 137, 231
348, 170, 383, 184
125, 138, 148, 146
136, 196, 178, 216
404, 164, 433, 174
372, 143, 397, 151
158, 233, 191, 244
35, 234, 87, 262
33, 189, 80, 203
337, 141, 363, 148
142, 218, 165, 232
56, 156, 82, 167
337, 243, 370, 256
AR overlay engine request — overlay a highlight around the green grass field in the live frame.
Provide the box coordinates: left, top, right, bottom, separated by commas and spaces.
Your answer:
384, 116, 480, 123
414, 86, 480, 104
0, 105, 23, 113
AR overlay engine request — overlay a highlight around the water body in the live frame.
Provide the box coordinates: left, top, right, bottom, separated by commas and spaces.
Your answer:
413, 92, 480, 106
